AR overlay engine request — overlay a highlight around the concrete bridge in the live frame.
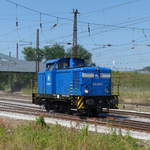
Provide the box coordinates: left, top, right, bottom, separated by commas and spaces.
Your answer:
0, 53, 44, 72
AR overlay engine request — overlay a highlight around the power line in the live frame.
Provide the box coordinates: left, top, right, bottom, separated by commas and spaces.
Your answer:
93, 45, 150, 61
62, 15, 150, 43
78, 21, 150, 31
5, 0, 150, 31
50, 22, 150, 44
81, 0, 142, 17
5, 0, 73, 22
4, 0, 150, 55
51, 15, 150, 43
77, 22, 150, 43
92, 39, 150, 51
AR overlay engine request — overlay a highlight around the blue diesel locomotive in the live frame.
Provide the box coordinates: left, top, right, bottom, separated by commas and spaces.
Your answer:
32, 58, 119, 116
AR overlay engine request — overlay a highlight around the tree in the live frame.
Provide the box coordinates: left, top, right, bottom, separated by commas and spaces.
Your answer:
43, 44, 65, 60
22, 44, 95, 66
66, 45, 93, 65
141, 66, 150, 72
23, 45, 65, 61
22, 47, 44, 61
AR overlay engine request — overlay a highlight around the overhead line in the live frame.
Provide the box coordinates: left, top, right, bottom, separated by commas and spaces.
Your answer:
92, 38, 150, 52
102, 0, 141, 11
5, 0, 73, 22
82, 0, 142, 16
77, 21, 150, 41
50, 18, 150, 43
52, 16, 150, 42
5, 0, 150, 31
78, 20, 150, 31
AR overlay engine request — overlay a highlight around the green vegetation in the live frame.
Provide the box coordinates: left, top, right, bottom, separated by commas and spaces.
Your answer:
21, 88, 32, 95
0, 72, 34, 92
0, 119, 148, 150
35, 116, 47, 127
22, 44, 94, 65
113, 71, 150, 104
140, 66, 150, 72
66, 45, 93, 65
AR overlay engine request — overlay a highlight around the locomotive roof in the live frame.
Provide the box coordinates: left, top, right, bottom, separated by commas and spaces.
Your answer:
45, 58, 111, 72
46, 58, 84, 65
46, 58, 60, 64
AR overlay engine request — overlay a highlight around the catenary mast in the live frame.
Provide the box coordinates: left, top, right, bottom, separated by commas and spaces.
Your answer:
72, 9, 79, 57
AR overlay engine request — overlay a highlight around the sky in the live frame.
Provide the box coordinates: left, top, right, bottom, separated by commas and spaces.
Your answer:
1, 0, 150, 70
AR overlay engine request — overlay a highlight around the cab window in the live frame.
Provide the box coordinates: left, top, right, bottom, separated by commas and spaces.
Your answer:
46, 64, 54, 70
56, 62, 69, 69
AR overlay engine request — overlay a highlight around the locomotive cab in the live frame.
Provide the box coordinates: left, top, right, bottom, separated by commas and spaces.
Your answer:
46, 58, 85, 70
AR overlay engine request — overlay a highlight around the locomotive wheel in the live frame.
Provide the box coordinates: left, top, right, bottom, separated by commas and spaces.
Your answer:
45, 104, 50, 112
53, 102, 60, 112
53, 101, 71, 113
44, 101, 51, 112
86, 107, 98, 117
85, 99, 98, 117
56, 104, 64, 113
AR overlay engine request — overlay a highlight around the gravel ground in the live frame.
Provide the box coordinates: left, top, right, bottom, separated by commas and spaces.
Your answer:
119, 104, 150, 113
0, 91, 32, 101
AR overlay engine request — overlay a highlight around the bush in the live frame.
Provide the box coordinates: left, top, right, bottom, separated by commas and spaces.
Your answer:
36, 116, 47, 127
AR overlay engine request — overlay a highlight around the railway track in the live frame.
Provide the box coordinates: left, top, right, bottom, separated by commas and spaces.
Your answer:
0, 101, 40, 110
109, 109, 150, 119
120, 102, 150, 107
0, 99, 150, 133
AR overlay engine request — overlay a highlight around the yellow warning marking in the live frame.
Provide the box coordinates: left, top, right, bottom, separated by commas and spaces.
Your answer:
77, 97, 83, 106
78, 102, 84, 109
76, 96, 84, 110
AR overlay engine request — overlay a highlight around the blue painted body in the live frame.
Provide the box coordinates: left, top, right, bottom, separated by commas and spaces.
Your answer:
38, 58, 112, 96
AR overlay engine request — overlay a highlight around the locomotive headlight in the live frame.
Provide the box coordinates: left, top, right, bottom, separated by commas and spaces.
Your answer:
84, 89, 89, 94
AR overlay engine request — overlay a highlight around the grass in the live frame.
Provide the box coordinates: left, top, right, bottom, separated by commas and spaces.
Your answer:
21, 88, 32, 95
0, 117, 149, 150
112, 71, 150, 104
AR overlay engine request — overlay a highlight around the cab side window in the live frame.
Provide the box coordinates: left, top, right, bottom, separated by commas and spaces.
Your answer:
56, 62, 69, 69
47, 64, 54, 71
62, 62, 68, 68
